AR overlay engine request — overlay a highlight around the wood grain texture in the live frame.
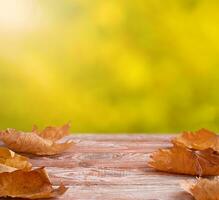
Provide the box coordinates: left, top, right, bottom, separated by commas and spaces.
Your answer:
0, 134, 195, 200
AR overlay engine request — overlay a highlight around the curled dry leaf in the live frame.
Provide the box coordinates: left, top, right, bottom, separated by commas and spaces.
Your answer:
0, 164, 16, 173
172, 128, 219, 151
181, 178, 219, 200
0, 127, 74, 156
33, 123, 70, 141
148, 145, 219, 176
0, 147, 32, 172
0, 167, 67, 199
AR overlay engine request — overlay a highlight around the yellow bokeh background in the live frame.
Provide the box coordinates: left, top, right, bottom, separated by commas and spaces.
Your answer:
0, 0, 219, 133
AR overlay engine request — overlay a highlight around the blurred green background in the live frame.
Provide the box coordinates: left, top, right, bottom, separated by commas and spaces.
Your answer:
0, 0, 219, 133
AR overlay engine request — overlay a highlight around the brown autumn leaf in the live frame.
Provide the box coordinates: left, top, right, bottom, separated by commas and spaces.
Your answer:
0, 128, 74, 156
0, 164, 17, 173
172, 128, 219, 151
181, 178, 219, 200
32, 123, 70, 141
0, 147, 32, 172
148, 145, 219, 176
0, 167, 67, 199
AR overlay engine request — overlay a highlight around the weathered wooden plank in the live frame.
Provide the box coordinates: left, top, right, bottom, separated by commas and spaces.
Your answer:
55, 185, 193, 200
68, 134, 174, 142
72, 142, 171, 153
31, 152, 150, 164
48, 167, 194, 186
30, 152, 150, 168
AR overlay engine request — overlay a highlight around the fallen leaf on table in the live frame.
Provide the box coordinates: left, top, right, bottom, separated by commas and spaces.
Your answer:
33, 123, 70, 141
148, 145, 219, 176
0, 164, 17, 173
0, 128, 74, 156
0, 147, 32, 172
181, 178, 219, 200
172, 129, 219, 151
0, 167, 67, 199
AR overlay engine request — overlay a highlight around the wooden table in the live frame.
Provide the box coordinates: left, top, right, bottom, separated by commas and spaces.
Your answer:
27, 134, 194, 200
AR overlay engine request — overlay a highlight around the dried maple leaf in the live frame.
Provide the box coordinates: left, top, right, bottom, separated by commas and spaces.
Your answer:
0, 147, 32, 172
172, 128, 219, 151
0, 167, 67, 199
0, 128, 73, 156
0, 164, 16, 173
148, 145, 219, 176
32, 123, 70, 141
181, 178, 219, 200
